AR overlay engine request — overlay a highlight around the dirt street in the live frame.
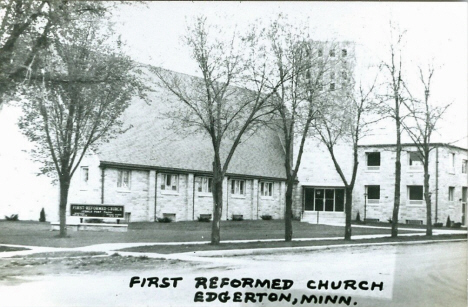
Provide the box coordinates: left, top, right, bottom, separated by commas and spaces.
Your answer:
0, 241, 465, 307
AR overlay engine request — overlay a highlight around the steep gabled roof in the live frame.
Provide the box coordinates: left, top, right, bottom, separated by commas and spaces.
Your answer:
96, 67, 287, 180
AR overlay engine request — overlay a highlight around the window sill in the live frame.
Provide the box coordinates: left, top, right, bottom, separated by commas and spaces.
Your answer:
407, 200, 424, 207
231, 194, 246, 199
367, 200, 380, 205
366, 166, 380, 172
117, 189, 131, 194
161, 190, 179, 196
198, 192, 212, 198
407, 169, 423, 173
260, 196, 274, 200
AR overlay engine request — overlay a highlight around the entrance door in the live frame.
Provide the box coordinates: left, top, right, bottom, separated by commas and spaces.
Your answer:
304, 188, 315, 211
315, 189, 324, 211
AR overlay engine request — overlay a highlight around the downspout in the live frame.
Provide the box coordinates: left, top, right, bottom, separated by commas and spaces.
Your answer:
192, 175, 196, 220
435, 146, 439, 223
154, 171, 158, 222
226, 177, 229, 220
101, 167, 105, 204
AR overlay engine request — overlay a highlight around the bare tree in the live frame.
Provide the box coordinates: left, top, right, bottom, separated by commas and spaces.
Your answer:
154, 17, 279, 245
314, 75, 378, 240
401, 65, 450, 235
265, 18, 333, 241
378, 24, 409, 237
0, 1, 108, 103
17, 14, 146, 237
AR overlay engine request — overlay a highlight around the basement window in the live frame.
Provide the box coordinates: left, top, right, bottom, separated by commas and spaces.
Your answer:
462, 160, 467, 174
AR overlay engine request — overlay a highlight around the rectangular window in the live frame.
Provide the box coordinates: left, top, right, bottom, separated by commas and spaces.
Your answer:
329, 49, 335, 57
80, 167, 89, 186
342, 70, 347, 80
367, 152, 380, 170
260, 182, 273, 197
408, 151, 423, 169
198, 177, 212, 193
408, 186, 423, 205
318, 49, 323, 57
330, 72, 335, 80
448, 187, 455, 201
449, 153, 455, 173
366, 185, 380, 204
342, 49, 347, 57
330, 83, 335, 91
117, 170, 131, 189
161, 174, 178, 191
462, 187, 467, 202
231, 179, 245, 195
462, 160, 467, 174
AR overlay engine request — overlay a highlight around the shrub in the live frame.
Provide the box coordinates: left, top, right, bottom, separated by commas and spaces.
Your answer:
356, 212, 361, 222
292, 215, 301, 221
387, 218, 392, 224
5, 214, 18, 221
39, 208, 46, 222
232, 215, 243, 221
452, 222, 462, 228
433, 222, 443, 227
261, 215, 272, 220
446, 216, 451, 227
157, 217, 172, 223
197, 216, 211, 222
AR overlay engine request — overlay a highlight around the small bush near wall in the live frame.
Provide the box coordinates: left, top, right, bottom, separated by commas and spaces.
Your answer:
452, 222, 462, 228
39, 208, 46, 222
433, 222, 443, 227
232, 215, 243, 221
292, 215, 301, 221
157, 217, 172, 223
5, 214, 18, 221
446, 216, 452, 227
261, 215, 272, 220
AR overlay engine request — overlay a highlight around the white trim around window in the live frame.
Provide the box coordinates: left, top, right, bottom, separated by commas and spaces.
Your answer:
117, 169, 131, 191
161, 173, 179, 194
80, 166, 89, 190
198, 176, 212, 196
407, 185, 424, 206
260, 181, 273, 198
231, 179, 245, 198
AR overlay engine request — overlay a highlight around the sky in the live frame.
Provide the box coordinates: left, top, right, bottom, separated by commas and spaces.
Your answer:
113, 1, 468, 147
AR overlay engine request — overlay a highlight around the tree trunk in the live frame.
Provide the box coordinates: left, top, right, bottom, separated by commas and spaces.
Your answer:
344, 187, 352, 240
424, 161, 433, 236
392, 123, 402, 237
58, 178, 70, 238
284, 180, 294, 242
211, 160, 224, 245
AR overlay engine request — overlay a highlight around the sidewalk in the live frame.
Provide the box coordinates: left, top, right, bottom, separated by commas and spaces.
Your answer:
0, 225, 465, 260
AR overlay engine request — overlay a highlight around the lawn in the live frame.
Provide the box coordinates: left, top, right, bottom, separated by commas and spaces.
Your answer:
0, 219, 430, 248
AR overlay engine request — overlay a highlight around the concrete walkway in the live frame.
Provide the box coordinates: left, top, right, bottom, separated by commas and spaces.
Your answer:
0, 225, 465, 260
